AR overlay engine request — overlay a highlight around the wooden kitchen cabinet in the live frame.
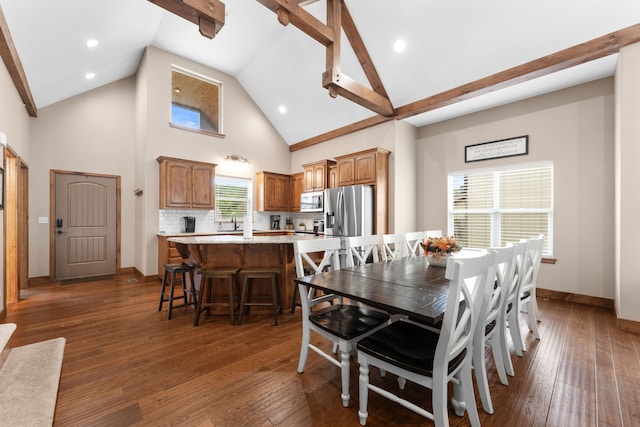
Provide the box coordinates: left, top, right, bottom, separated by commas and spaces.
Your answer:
335, 148, 388, 187
255, 171, 290, 211
157, 156, 216, 209
302, 160, 336, 192
289, 172, 304, 212
328, 164, 337, 188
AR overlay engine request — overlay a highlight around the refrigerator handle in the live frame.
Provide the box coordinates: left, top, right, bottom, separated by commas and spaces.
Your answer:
337, 191, 344, 233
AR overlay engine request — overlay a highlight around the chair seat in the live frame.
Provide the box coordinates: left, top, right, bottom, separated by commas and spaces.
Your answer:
310, 305, 389, 340
200, 267, 241, 277
357, 320, 466, 377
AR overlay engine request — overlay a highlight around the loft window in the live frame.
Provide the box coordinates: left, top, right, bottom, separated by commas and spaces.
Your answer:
215, 176, 251, 220
448, 162, 553, 256
171, 67, 222, 135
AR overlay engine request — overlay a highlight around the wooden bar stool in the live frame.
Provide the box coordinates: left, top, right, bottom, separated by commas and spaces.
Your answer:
238, 268, 281, 326
158, 263, 196, 320
195, 267, 240, 326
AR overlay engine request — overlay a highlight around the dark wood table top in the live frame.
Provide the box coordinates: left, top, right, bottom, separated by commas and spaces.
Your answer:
294, 257, 451, 325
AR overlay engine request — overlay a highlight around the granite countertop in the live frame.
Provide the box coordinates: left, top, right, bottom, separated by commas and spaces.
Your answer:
168, 234, 321, 245
158, 230, 294, 237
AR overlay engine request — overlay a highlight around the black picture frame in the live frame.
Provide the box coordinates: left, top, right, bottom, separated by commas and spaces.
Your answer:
0, 167, 4, 210
465, 135, 529, 163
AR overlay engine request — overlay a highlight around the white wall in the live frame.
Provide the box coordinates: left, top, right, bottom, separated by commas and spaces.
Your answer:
29, 77, 137, 278
615, 43, 640, 322
137, 47, 290, 275
417, 78, 615, 300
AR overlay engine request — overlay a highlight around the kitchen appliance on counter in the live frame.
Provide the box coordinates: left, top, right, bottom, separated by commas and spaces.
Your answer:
300, 191, 324, 212
324, 185, 373, 238
285, 217, 294, 230
183, 216, 196, 233
270, 215, 281, 230
313, 220, 324, 233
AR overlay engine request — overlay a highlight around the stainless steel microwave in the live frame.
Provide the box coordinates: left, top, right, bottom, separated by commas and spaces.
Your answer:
300, 191, 324, 212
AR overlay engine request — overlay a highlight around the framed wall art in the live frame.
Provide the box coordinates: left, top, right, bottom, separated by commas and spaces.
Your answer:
465, 135, 529, 163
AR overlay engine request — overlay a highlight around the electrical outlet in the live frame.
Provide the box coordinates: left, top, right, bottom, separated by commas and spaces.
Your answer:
38, 217, 48, 224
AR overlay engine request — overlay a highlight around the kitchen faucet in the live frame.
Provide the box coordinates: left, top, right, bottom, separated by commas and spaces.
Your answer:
232, 215, 240, 230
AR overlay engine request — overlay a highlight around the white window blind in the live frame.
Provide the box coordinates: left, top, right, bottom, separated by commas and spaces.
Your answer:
215, 176, 251, 220
448, 162, 553, 255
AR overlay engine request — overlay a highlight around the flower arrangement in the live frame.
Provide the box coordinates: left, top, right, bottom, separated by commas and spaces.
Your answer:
420, 235, 462, 259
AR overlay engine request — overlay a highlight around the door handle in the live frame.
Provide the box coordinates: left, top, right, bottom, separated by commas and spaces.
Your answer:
56, 230, 67, 234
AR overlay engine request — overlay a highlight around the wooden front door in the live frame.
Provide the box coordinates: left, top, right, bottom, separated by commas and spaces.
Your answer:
54, 172, 117, 281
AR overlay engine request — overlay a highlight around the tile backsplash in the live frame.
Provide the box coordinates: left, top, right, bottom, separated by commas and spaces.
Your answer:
159, 209, 324, 234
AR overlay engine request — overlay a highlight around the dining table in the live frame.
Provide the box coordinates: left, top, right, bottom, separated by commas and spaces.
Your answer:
294, 256, 452, 327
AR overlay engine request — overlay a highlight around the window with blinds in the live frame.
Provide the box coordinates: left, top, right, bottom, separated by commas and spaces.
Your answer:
215, 176, 251, 220
448, 162, 553, 255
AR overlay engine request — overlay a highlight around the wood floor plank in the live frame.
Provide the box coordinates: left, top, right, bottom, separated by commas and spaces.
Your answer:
4, 274, 639, 426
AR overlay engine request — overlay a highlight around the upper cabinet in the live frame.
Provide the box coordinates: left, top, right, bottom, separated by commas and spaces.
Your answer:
157, 156, 216, 209
255, 171, 290, 211
328, 164, 337, 188
302, 160, 336, 192
290, 172, 304, 212
335, 148, 389, 187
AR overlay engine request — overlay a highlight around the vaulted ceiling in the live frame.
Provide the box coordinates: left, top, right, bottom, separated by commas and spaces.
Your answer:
1, 0, 640, 148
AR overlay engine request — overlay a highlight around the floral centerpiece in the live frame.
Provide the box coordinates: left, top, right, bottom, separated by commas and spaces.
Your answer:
420, 235, 462, 266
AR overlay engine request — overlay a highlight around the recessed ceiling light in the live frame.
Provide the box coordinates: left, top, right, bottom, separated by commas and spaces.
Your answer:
85, 72, 96, 80
393, 39, 406, 53
86, 39, 98, 48
278, 105, 287, 114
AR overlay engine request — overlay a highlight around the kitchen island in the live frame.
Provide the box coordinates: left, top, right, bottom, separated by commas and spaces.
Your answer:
168, 234, 321, 313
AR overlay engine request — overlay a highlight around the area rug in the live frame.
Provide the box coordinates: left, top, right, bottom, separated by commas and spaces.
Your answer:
0, 337, 66, 426
0, 323, 16, 352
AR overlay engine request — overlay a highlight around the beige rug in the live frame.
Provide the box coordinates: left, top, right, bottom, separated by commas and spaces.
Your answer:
0, 337, 66, 426
0, 323, 16, 352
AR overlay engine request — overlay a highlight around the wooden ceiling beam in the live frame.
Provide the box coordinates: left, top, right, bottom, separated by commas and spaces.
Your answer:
292, 23, 640, 151
0, 5, 36, 117
256, 0, 333, 45
148, 0, 225, 39
340, 0, 389, 99
322, 69, 393, 116
394, 23, 640, 120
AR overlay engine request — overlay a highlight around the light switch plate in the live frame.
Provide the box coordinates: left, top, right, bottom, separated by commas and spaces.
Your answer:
38, 217, 48, 224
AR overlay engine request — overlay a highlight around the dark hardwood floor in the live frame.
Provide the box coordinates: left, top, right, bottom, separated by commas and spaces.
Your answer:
4, 273, 640, 426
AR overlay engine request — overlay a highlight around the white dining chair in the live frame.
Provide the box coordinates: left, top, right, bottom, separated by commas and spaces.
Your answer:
424, 229, 443, 239
294, 238, 390, 408
344, 235, 382, 268
519, 236, 544, 338
404, 231, 425, 257
507, 236, 544, 357
472, 245, 516, 414
381, 233, 409, 261
356, 252, 495, 427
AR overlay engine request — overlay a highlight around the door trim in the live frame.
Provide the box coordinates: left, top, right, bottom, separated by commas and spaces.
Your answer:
50, 170, 121, 280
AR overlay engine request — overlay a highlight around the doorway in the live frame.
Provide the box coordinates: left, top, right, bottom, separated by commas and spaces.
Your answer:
3, 148, 27, 304
51, 171, 120, 281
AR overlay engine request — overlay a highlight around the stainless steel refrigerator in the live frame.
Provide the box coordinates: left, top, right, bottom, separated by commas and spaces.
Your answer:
324, 184, 374, 237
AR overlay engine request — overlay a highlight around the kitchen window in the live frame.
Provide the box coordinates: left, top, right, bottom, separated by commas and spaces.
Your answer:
215, 176, 251, 220
171, 67, 222, 135
448, 162, 553, 255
